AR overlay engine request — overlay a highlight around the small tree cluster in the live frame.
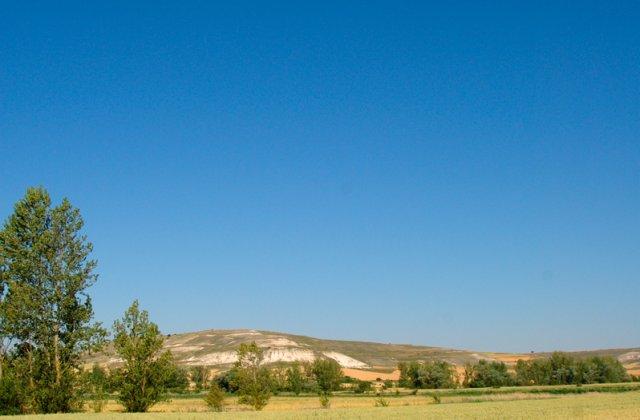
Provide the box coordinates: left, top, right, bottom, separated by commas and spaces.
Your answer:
398, 361, 458, 389
515, 352, 629, 386
463, 360, 512, 388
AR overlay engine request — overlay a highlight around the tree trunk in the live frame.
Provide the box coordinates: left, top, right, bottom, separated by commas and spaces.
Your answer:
54, 328, 61, 385
52, 323, 62, 386
28, 347, 34, 390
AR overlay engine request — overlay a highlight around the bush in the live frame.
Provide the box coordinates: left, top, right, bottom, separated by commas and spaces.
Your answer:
353, 380, 372, 394
204, 382, 225, 412
0, 366, 24, 415
374, 396, 389, 407
319, 393, 330, 408
215, 369, 240, 393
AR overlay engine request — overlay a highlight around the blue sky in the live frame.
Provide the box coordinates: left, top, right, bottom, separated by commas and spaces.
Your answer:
1, 1, 638, 352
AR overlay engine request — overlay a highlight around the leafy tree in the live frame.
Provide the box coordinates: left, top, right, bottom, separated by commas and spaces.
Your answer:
286, 362, 305, 395
165, 365, 189, 393
190, 365, 209, 391
311, 358, 343, 407
204, 382, 226, 412
113, 300, 175, 412
0, 356, 25, 415
463, 360, 513, 388
548, 352, 576, 385
215, 368, 240, 393
514, 354, 628, 386
85, 364, 108, 412
398, 361, 457, 389
0, 187, 105, 413
353, 379, 372, 393
235, 342, 272, 410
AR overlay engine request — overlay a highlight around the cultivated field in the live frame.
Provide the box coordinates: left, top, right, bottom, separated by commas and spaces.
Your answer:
13, 385, 640, 419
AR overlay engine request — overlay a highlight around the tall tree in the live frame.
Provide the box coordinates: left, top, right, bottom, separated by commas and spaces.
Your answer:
235, 342, 272, 410
0, 187, 105, 413
113, 300, 174, 412
312, 358, 343, 395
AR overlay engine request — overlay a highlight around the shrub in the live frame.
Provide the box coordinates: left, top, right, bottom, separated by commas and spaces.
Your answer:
319, 393, 330, 408
354, 379, 372, 394
204, 382, 225, 412
0, 365, 24, 415
375, 396, 389, 407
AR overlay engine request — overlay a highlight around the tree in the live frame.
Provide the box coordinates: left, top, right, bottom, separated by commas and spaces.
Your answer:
85, 364, 108, 412
463, 360, 513, 388
235, 342, 272, 410
113, 300, 175, 412
353, 379, 372, 393
0, 187, 105, 413
398, 361, 457, 389
286, 362, 305, 395
164, 365, 189, 393
311, 358, 343, 407
190, 365, 209, 391
204, 382, 226, 412
215, 368, 240, 393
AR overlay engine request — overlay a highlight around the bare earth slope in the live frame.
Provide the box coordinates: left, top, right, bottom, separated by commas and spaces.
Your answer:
85, 329, 640, 377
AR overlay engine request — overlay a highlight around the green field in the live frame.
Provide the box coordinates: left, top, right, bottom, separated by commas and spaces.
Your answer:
12, 386, 640, 419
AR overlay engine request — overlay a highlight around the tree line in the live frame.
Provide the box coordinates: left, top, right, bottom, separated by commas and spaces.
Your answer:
398, 352, 632, 390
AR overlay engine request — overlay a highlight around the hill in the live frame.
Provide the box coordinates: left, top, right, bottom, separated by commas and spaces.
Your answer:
85, 329, 640, 379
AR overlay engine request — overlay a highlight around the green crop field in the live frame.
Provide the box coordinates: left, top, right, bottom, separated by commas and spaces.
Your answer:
12, 388, 640, 419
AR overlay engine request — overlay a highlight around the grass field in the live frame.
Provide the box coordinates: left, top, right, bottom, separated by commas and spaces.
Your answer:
12, 384, 640, 419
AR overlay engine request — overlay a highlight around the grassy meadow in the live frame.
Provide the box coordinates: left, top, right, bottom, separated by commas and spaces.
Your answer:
12, 384, 640, 419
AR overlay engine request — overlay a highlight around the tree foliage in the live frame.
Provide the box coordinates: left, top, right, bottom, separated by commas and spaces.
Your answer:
235, 342, 272, 410
204, 382, 226, 412
398, 361, 458, 389
190, 365, 209, 391
0, 187, 105, 413
311, 358, 343, 396
463, 360, 512, 388
285, 362, 305, 395
515, 352, 629, 386
113, 300, 175, 412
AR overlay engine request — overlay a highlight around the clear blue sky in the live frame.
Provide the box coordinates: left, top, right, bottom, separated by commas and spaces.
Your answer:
1, 1, 638, 353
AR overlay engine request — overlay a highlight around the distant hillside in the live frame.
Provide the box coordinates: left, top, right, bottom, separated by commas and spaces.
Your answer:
85, 329, 640, 378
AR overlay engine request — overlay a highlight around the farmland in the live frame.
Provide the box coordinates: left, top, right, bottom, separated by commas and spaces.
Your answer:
14, 387, 640, 419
